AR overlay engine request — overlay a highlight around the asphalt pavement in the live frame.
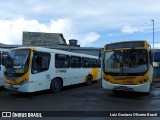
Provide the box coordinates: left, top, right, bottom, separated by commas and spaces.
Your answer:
0, 80, 160, 120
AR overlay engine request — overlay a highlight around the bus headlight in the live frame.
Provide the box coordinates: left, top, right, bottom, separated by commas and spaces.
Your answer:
140, 78, 148, 84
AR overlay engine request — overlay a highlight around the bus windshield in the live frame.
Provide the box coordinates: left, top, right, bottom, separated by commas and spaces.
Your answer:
4, 49, 30, 76
104, 49, 148, 75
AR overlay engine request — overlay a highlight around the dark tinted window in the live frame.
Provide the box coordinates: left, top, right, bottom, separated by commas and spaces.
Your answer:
55, 54, 70, 68
97, 59, 101, 68
0, 52, 1, 65
32, 52, 51, 74
105, 41, 144, 50
90, 59, 97, 68
82, 57, 90, 68
2, 52, 9, 66
71, 56, 81, 68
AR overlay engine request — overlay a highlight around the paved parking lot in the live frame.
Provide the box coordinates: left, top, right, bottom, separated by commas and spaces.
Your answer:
0, 80, 160, 120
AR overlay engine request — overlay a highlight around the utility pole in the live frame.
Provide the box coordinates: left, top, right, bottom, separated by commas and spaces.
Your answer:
151, 19, 154, 62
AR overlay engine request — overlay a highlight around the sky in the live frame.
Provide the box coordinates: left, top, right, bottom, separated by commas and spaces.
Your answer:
0, 0, 160, 48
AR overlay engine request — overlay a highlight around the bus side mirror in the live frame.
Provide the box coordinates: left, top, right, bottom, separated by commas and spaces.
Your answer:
99, 52, 104, 59
99, 48, 104, 59
149, 50, 153, 65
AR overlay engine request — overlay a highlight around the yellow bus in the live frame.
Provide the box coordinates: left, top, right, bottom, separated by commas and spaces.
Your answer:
4, 47, 101, 92
101, 40, 153, 93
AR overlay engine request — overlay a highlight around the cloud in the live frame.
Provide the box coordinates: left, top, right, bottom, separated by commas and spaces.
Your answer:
154, 44, 160, 49
78, 32, 100, 47
121, 25, 144, 34
150, 42, 160, 49
49, 19, 100, 46
2, 0, 160, 31
0, 18, 48, 44
1, 0, 160, 47
0, 18, 100, 47
49, 19, 75, 44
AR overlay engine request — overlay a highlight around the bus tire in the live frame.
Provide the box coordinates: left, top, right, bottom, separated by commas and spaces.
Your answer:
50, 78, 62, 93
86, 75, 93, 86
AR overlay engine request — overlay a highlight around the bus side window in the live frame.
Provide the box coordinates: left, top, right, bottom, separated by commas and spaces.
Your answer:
82, 57, 90, 68
55, 54, 70, 68
2, 52, 9, 66
97, 59, 101, 68
32, 52, 51, 74
0, 52, 1, 65
71, 56, 81, 68
90, 59, 97, 68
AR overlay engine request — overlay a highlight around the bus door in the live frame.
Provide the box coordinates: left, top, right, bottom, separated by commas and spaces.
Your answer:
30, 51, 51, 91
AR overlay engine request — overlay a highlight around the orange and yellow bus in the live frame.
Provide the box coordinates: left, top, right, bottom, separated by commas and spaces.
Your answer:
101, 40, 153, 93
4, 47, 101, 92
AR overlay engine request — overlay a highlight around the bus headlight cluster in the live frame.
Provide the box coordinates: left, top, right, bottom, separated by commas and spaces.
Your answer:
140, 78, 148, 84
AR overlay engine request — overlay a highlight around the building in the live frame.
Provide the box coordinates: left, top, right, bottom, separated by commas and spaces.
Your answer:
22, 31, 67, 46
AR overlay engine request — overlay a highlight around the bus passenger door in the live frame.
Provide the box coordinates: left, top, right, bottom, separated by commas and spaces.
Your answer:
30, 51, 51, 92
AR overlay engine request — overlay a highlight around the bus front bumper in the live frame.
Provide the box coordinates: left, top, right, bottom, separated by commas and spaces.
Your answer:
102, 80, 150, 93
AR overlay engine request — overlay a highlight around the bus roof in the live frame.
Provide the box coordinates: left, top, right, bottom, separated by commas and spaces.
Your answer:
12, 47, 99, 59
104, 40, 148, 50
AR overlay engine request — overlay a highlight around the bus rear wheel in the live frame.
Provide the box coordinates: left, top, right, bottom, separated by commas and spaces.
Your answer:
50, 78, 62, 93
86, 75, 93, 86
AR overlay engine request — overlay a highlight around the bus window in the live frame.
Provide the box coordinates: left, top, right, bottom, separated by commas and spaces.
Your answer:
55, 54, 69, 68
71, 56, 81, 68
97, 59, 101, 68
32, 52, 51, 74
0, 52, 1, 65
90, 59, 97, 68
2, 52, 9, 66
82, 57, 90, 68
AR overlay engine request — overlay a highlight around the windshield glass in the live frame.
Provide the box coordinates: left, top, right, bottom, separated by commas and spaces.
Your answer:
104, 49, 148, 75
5, 49, 30, 75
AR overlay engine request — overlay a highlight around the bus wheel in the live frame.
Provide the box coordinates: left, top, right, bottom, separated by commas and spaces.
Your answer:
86, 75, 93, 86
50, 79, 62, 93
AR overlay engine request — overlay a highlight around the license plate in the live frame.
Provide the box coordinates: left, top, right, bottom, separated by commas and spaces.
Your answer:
118, 86, 128, 89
